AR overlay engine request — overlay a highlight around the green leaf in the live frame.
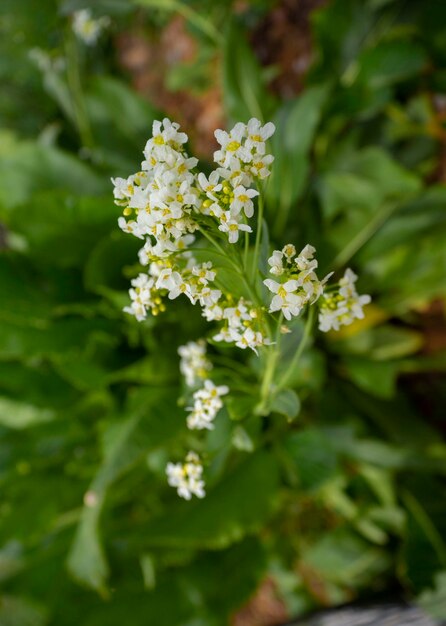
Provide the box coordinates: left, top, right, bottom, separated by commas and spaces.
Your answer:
418, 571, 446, 620
189, 537, 267, 618
67, 389, 183, 592
270, 389, 301, 420
318, 147, 421, 265
401, 488, 446, 591
3, 192, 117, 269
0, 135, 106, 211
285, 429, 338, 490
142, 451, 279, 549
0, 317, 118, 362
84, 231, 141, 294
0, 595, 47, 626
302, 527, 391, 589
0, 255, 53, 325
342, 357, 400, 398
356, 40, 428, 88
87, 76, 158, 143
267, 84, 330, 236
222, 19, 276, 123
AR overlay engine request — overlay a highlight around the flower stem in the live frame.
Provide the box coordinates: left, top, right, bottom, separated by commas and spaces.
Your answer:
251, 192, 264, 282
276, 306, 315, 391
198, 225, 262, 309
257, 313, 283, 414
244, 229, 249, 271
64, 31, 94, 149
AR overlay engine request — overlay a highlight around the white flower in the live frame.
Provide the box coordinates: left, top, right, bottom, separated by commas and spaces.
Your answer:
166, 452, 205, 500
318, 268, 371, 332
197, 171, 222, 201
249, 153, 274, 180
202, 303, 224, 322
178, 340, 212, 387
245, 118, 275, 153
282, 243, 296, 261
212, 326, 234, 343
295, 244, 317, 271
195, 379, 229, 402
214, 122, 251, 167
123, 273, 157, 321
72, 9, 110, 45
263, 279, 304, 320
217, 157, 253, 188
192, 262, 216, 285
268, 250, 284, 276
233, 327, 265, 354
218, 213, 252, 243
197, 286, 222, 308
223, 300, 251, 328
186, 380, 229, 430
230, 186, 259, 218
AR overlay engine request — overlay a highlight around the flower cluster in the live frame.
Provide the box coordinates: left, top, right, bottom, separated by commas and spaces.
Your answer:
264, 244, 331, 320
166, 452, 205, 500
114, 117, 275, 354
211, 297, 270, 354
318, 269, 371, 332
198, 119, 275, 243
186, 380, 229, 430
123, 273, 162, 321
72, 9, 110, 45
178, 340, 212, 387
114, 119, 199, 253
116, 118, 372, 502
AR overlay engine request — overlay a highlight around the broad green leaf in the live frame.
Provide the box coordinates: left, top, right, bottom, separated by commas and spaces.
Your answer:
2, 191, 118, 269
333, 325, 423, 361
0, 317, 118, 361
302, 527, 391, 589
188, 537, 267, 618
401, 488, 446, 591
418, 571, 446, 620
84, 232, 142, 294
267, 84, 330, 236
0, 255, 53, 325
342, 357, 400, 398
222, 19, 276, 123
318, 147, 421, 266
358, 186, 446, 262
286, 429, 338, 490
0, 136, 106, 211
270, 389, 301, 420
0, 595, 47, 626
87, 76, 158, 142
356, 40, 428, 88
67, 389, 183, 592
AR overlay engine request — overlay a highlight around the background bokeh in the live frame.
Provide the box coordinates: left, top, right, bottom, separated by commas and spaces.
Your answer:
1, 0, 446, 624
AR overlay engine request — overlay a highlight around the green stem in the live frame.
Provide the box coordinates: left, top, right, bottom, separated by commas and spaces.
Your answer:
64, 31, 94, 149
257, 313, 283, 414
244, 229, 249, 271
134, 0, 222, 45
276, 306, 315, 391
198, 225, 263, 309
251, 192, 264, 282
331, 198, 416, 270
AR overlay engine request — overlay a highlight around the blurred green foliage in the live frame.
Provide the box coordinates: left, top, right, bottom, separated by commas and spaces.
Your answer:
0, 0, 446, 623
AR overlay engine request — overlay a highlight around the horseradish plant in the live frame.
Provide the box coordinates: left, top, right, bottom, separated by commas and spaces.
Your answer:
113, 118, 371, 500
